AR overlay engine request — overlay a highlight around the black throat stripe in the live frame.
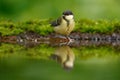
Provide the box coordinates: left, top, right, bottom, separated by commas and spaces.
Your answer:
63, 16, 69, 27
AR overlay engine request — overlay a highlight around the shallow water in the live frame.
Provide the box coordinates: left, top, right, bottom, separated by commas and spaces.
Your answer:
0, 39, 120, 80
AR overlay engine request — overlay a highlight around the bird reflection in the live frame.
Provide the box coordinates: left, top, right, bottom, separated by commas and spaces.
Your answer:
50, 46, 75, 70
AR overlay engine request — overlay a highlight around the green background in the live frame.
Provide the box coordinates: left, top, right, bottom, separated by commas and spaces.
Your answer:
0, 0, 120, 21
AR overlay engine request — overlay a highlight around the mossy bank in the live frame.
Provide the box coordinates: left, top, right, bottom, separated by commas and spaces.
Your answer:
0, 19, 120, 36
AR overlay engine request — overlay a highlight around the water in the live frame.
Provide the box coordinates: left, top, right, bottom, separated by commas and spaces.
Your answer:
0, 40, 120, 80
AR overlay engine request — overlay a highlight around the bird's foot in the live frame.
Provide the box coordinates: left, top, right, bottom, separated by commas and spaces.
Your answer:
66, 36, 75, 45
52, 34, 75, 45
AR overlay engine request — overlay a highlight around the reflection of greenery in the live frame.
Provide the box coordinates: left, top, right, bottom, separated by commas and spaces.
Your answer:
0, 43, 55, 60
0, 19, 120, 36
73, 46, 120, 60
0, 43, 120, 60
0, 44, 120, 80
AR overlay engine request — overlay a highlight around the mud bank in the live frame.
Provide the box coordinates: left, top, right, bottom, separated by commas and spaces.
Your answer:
0, 31, 120, 47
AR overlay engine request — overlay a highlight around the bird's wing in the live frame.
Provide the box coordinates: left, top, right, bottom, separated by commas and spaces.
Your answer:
51, 17, 62, 27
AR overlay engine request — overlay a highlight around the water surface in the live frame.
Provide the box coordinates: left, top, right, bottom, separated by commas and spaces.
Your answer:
0, 41, 120, 80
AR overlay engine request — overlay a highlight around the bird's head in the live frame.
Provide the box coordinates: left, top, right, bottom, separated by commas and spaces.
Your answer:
63, 60, 74, 71
62, 10, 74, 21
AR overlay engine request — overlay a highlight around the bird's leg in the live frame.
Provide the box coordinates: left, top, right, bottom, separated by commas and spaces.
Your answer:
54, 34, 66, 39
52, 34, 69, 46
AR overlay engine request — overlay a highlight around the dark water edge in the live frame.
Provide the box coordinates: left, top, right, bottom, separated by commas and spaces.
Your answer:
0, 31, 120, 47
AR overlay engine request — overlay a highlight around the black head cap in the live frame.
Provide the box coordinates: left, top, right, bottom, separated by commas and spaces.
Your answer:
63, 64, 73, 71
62, 61, 73, 71
62, 10, 73, 15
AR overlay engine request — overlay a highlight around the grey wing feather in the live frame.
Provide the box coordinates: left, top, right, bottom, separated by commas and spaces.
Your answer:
51, 17, 62, 27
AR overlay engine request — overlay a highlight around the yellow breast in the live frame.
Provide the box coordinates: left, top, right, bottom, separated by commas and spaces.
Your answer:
54, 19, 75, 36
54, 46, 75, 63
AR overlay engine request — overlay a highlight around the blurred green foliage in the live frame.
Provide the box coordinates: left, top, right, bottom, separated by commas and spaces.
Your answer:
0, 0, 120, 36
0, 0, 120, 21
0, 43, 120, 61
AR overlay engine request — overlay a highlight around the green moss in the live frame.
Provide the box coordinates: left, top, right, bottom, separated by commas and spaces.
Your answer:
0, 18, 120, 36
74, 19, 116, 34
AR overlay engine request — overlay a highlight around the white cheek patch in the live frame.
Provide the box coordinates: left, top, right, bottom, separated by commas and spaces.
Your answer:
66, 15, 73, 20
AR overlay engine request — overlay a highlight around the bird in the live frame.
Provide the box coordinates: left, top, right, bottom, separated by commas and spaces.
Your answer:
50, 46, 75, 70
51, 10, 75, 40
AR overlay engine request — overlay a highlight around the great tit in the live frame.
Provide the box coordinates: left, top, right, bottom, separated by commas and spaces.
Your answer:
51, 10, 75, 36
